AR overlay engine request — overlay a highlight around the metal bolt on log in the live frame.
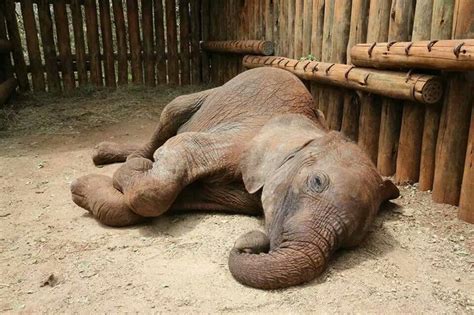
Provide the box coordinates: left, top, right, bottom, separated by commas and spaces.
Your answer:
201, 40, 274, 56
243, 55, 443, 105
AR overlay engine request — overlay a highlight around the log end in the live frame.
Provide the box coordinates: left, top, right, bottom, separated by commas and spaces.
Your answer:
420, 79, 443, 104
261, 41, 275, 56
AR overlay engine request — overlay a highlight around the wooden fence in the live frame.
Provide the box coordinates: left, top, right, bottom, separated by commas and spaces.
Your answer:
0, 0, 205, 92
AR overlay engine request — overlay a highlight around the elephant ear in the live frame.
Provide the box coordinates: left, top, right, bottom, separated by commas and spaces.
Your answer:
240, 114, 323, 193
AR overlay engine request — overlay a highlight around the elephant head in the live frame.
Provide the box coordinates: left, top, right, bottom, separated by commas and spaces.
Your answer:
229, 114, 399, 289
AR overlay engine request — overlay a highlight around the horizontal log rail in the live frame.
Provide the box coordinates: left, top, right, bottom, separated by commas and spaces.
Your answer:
350, 39, 474, 71
0, 78, 18, 106
0, 39, 12, 53
243, 55, 443, 105
201, 40, 274, 55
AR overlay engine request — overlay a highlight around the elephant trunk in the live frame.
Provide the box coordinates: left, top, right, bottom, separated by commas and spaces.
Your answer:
228, 209, 343, 290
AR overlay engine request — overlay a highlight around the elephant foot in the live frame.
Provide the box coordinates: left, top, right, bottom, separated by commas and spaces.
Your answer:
233, 230, 270, 254
71, 174, 144, 227
92, 142, 142, 166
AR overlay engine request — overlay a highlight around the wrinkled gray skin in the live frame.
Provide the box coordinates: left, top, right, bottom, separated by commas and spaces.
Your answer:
71, 68, 399, 290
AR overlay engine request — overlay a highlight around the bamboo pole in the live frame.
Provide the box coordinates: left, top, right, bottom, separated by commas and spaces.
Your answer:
340, 0, 369, 142
326, 0, 351, 131
112, 0, 128, 86
357, 0, 391, 164
179, 0, 191, 85
37, 0, 60, 92
200, 0, 210, 83
70, 0, 88, 87
54, 0, 75, 91
377, 0, 415, 176
432, 0, 474, 206
99, 0, 116, 88
142, 0, 155, 87
0, 78, 17, 106
395, 0, 433, 185
243, 55, 443, 105
419, 0, 455, 191
309, 0, 324, 109
20, 0, 46, 91
165, 0, 179, 85
84, 0, 102, 87
4, 0, 29, 91
127, 0, 143, 85
190, 0, 201, 84
351, 39, 474, 71
201, 41, 275, 55
459, 110, 473, 223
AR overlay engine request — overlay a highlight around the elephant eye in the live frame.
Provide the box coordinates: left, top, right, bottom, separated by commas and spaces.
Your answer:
308, 172, 330, 193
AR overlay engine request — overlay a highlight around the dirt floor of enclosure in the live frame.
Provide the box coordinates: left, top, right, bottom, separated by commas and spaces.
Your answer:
0, 87, 473, 313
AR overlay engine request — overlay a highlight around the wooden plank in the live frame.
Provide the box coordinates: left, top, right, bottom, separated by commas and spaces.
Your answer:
340, 0, 369, 141
357, 0, 391, 164
432, 0, 474, 205
418, 0, 454, 191
200, 0, 210, 83
70, 0, 88, 87
301, 0, 312, 57
459, 110, 473, 223
309, 0, 324, 109
112, 0, 128, 86
153, 0, 166, 84
277, 0, 287, 56
189, 0, 201, 84
318, 0, 335, 117
4, 0, 29, 91
84, 0, 103, 87
179, 0, 191, 85
325, 0, 351, 131
20, 0, 46, 91
99, 0, 116, 88
142, 0, 155, 86
264, 0, 273, 41
53, 0, 76, 91
287, 1, 295, 58
127, 0, 143, 84
293, 0, 303, 59
377, 0, 415, 176
395, 0, 433, 185
165, 0, 179, 85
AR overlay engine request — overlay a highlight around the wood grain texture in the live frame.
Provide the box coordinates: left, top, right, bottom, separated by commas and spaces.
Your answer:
127, 0, 143, 84
179, 0, 191, 85
70, 0, 88, 87
112, 0, 128, 86
84, 0, 103, 87
459, 110, 473, 223
99, 0, 116, 88
142, 0, 155, 86
165, 0, 179, 85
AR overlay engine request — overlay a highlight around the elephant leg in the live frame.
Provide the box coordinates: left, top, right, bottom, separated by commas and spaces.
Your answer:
170, 182, 262, 216
92, 88, 218, 166
112, 131, 232, 218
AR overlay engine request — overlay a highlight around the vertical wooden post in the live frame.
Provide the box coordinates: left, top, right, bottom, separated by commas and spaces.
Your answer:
84, 0, 103, 87
153, 0, 166, 84
340, 0, 369, 141
112, 0, 129, 86
287, 1, 295, 58
53, 0, 75, 92
293, 0, 303, 59
142, 0, 155, 87
277, 0, 287, 57
4, 0, 29, 91
318, 0, 335, 117
0, 2, 13, 81
395, 0, 433, 184
459, 110, 473, 223
190, 0, 201, 84
99, 0, 117, 88
264, 0, 274, 42
20, 0, 46, 92
200, 0, 210, 83
357, 0, 391, 164
127, 0, 143, 85
71, 0, 88, 87
301, 0, 312, 57
179, 0, 191, 85
165, 0, 179, 85
37, 0, 60, 92
377, 0, 415, 176
419, 0, 454, 191
326, 0, 351, 131
309, 0, 324, 109
432, 0, 473, 205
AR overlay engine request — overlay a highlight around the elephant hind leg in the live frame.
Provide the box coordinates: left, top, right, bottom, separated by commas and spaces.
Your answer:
71, 174, 145, 227
92, 142, 142, 166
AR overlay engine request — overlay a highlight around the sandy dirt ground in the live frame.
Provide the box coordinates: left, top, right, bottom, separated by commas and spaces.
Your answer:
0, 87, 473, 314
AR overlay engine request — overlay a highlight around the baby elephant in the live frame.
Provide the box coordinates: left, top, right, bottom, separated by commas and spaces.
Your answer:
71, 67, 399, 290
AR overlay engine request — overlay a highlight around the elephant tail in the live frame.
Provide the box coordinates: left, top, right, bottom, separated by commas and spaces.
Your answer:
228, 220, 340, 290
